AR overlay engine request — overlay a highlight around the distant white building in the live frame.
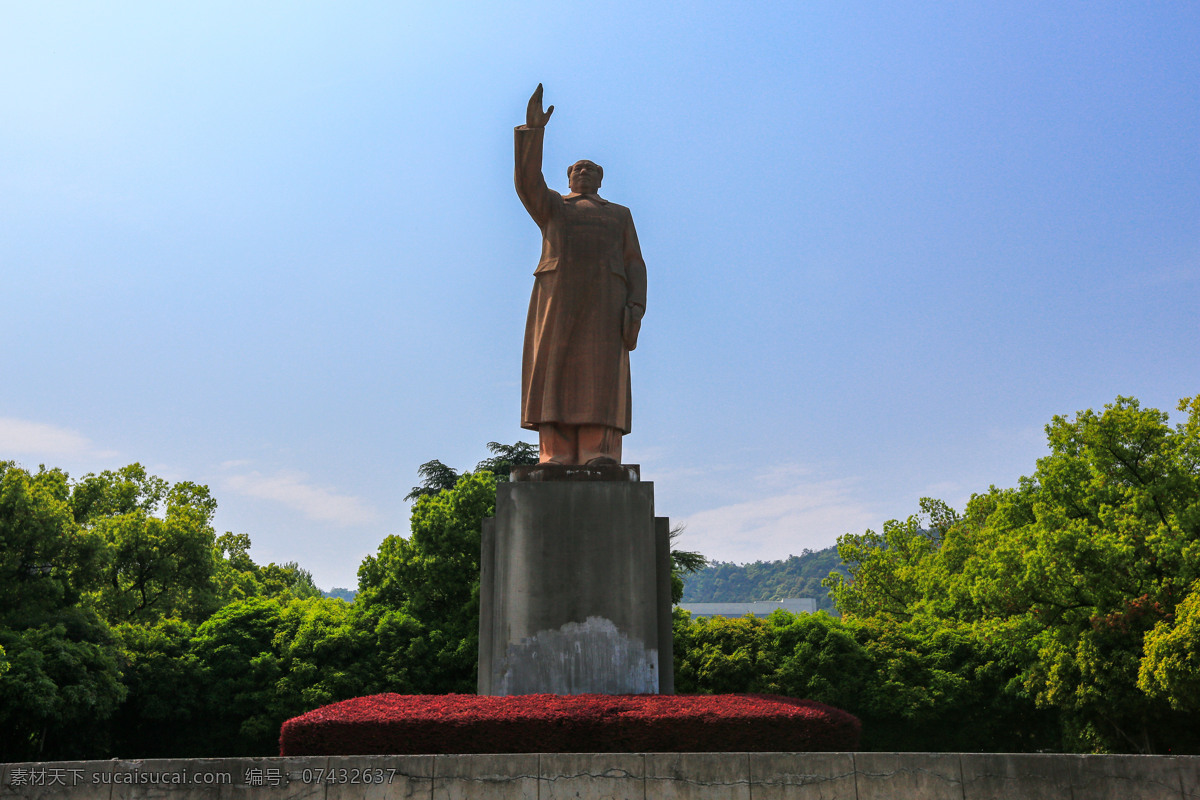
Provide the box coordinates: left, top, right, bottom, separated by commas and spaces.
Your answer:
677, 598, 817, 618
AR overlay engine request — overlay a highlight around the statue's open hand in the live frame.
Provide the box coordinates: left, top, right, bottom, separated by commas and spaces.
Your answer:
526, 84, 554, 128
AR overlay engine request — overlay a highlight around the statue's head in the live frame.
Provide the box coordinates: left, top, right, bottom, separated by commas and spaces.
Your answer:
567, 160, 603, 194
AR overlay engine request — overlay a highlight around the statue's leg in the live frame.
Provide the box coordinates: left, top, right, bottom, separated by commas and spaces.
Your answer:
538, 423, 578, 464
578, 425, 622, 466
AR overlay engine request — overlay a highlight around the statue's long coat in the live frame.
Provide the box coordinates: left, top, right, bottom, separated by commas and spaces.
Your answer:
515, 125, 647, 434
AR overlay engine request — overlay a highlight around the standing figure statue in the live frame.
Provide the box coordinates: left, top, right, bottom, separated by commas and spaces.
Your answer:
515, 84, 647, 466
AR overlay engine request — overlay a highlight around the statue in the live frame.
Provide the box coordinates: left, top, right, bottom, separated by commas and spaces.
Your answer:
515, 85, 647, 466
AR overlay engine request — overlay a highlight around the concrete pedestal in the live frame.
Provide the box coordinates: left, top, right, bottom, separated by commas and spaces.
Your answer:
478, 464, 673, 695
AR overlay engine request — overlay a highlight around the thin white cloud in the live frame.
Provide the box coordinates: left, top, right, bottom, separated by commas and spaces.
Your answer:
0, 417, 118, 459
622, 444, 670, 466
678, 477, 880, 565
751, 462, 817, 490
223, 470, 380, 526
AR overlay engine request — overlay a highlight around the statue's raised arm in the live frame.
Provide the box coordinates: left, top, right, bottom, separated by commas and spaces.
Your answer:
514, 85, 558, 226
525, 83, 554, 128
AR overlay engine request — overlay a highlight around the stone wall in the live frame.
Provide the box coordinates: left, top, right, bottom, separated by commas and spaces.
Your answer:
3, 752, 1199, 799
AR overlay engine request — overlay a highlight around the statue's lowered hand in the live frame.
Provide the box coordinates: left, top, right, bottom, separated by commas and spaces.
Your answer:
526, 84, 554, 128
623, 304, 642, 351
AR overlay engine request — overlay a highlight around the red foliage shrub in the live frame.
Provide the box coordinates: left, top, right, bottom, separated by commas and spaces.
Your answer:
280, 693, 860, 755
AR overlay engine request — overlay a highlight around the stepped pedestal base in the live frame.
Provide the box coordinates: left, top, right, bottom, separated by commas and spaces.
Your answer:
477, 464, 672, 695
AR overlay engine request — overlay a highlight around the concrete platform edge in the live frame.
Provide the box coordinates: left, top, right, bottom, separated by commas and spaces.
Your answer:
2, 753, 1198, 799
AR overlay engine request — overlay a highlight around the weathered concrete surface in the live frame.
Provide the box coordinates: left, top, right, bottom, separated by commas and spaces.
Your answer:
496, 615, 657, 695
645, 753, 750, 799
431, 754, 537, 800
0, 757, 328, 800
6, 753, 1200, 799
1181, 756, 1200, 800
1, 760, 113, 800
749, 752, 857, 799
1063, 754, 1186, 800
853, 752, 963, 800
319, 755, 432, 800
510, 463, 640, 482
540, 753, 644, 800
959, 753, 1072, 800
478, 476, 671, 696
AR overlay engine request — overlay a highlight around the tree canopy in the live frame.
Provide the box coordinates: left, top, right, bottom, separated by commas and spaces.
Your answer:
817, 395, 1200, 753
404, 441, 539, 501
5, 403, 1199, 757
0, 460, 369, 759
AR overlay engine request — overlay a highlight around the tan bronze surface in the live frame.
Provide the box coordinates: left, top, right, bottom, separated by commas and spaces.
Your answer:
515, 85, 647, 465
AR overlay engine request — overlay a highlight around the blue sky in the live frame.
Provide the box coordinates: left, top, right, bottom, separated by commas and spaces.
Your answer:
2, 2, 1197, 591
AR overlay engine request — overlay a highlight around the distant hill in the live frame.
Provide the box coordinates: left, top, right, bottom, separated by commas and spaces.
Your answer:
321, 549, 848, 611
323, 587, 357, 603
680, 545, 848, 613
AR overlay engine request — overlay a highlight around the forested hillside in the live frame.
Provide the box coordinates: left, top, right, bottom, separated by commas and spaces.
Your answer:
681, 546, 848, 612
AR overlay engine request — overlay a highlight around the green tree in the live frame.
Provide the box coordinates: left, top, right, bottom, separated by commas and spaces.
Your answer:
822, 396, 1200, 753
75, 464, 221, 625
0, 463, 124, 760
822, 498, 958, 620
673, 611, 770, 695
259, 561, 322, 600
404, 459, 461, 502
669, 523, 707, 603
356, 470, 497, 693
212, 532, 321, 605
111, 592, 370, 758
107, 617, 205, 757
187, 596, 287, 754
473, 440, 539, 479
672, 607, 1054, 751
212, 532, 263, 604
1140, 580, 1200, 711
273, 595, 373, 716
761, 610, 873, 710
404, 440, 538, 501
0, 459, 359, 759
111, 534, 335, 757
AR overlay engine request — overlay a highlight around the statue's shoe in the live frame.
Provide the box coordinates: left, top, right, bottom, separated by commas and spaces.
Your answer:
531, 459, 570, 469
584, 456, 619, 467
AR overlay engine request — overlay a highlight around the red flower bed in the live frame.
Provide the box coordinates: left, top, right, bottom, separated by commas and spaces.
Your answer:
280, 693, 860, 755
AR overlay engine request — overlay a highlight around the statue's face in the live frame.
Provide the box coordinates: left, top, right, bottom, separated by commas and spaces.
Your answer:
568, 160, 602, 194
